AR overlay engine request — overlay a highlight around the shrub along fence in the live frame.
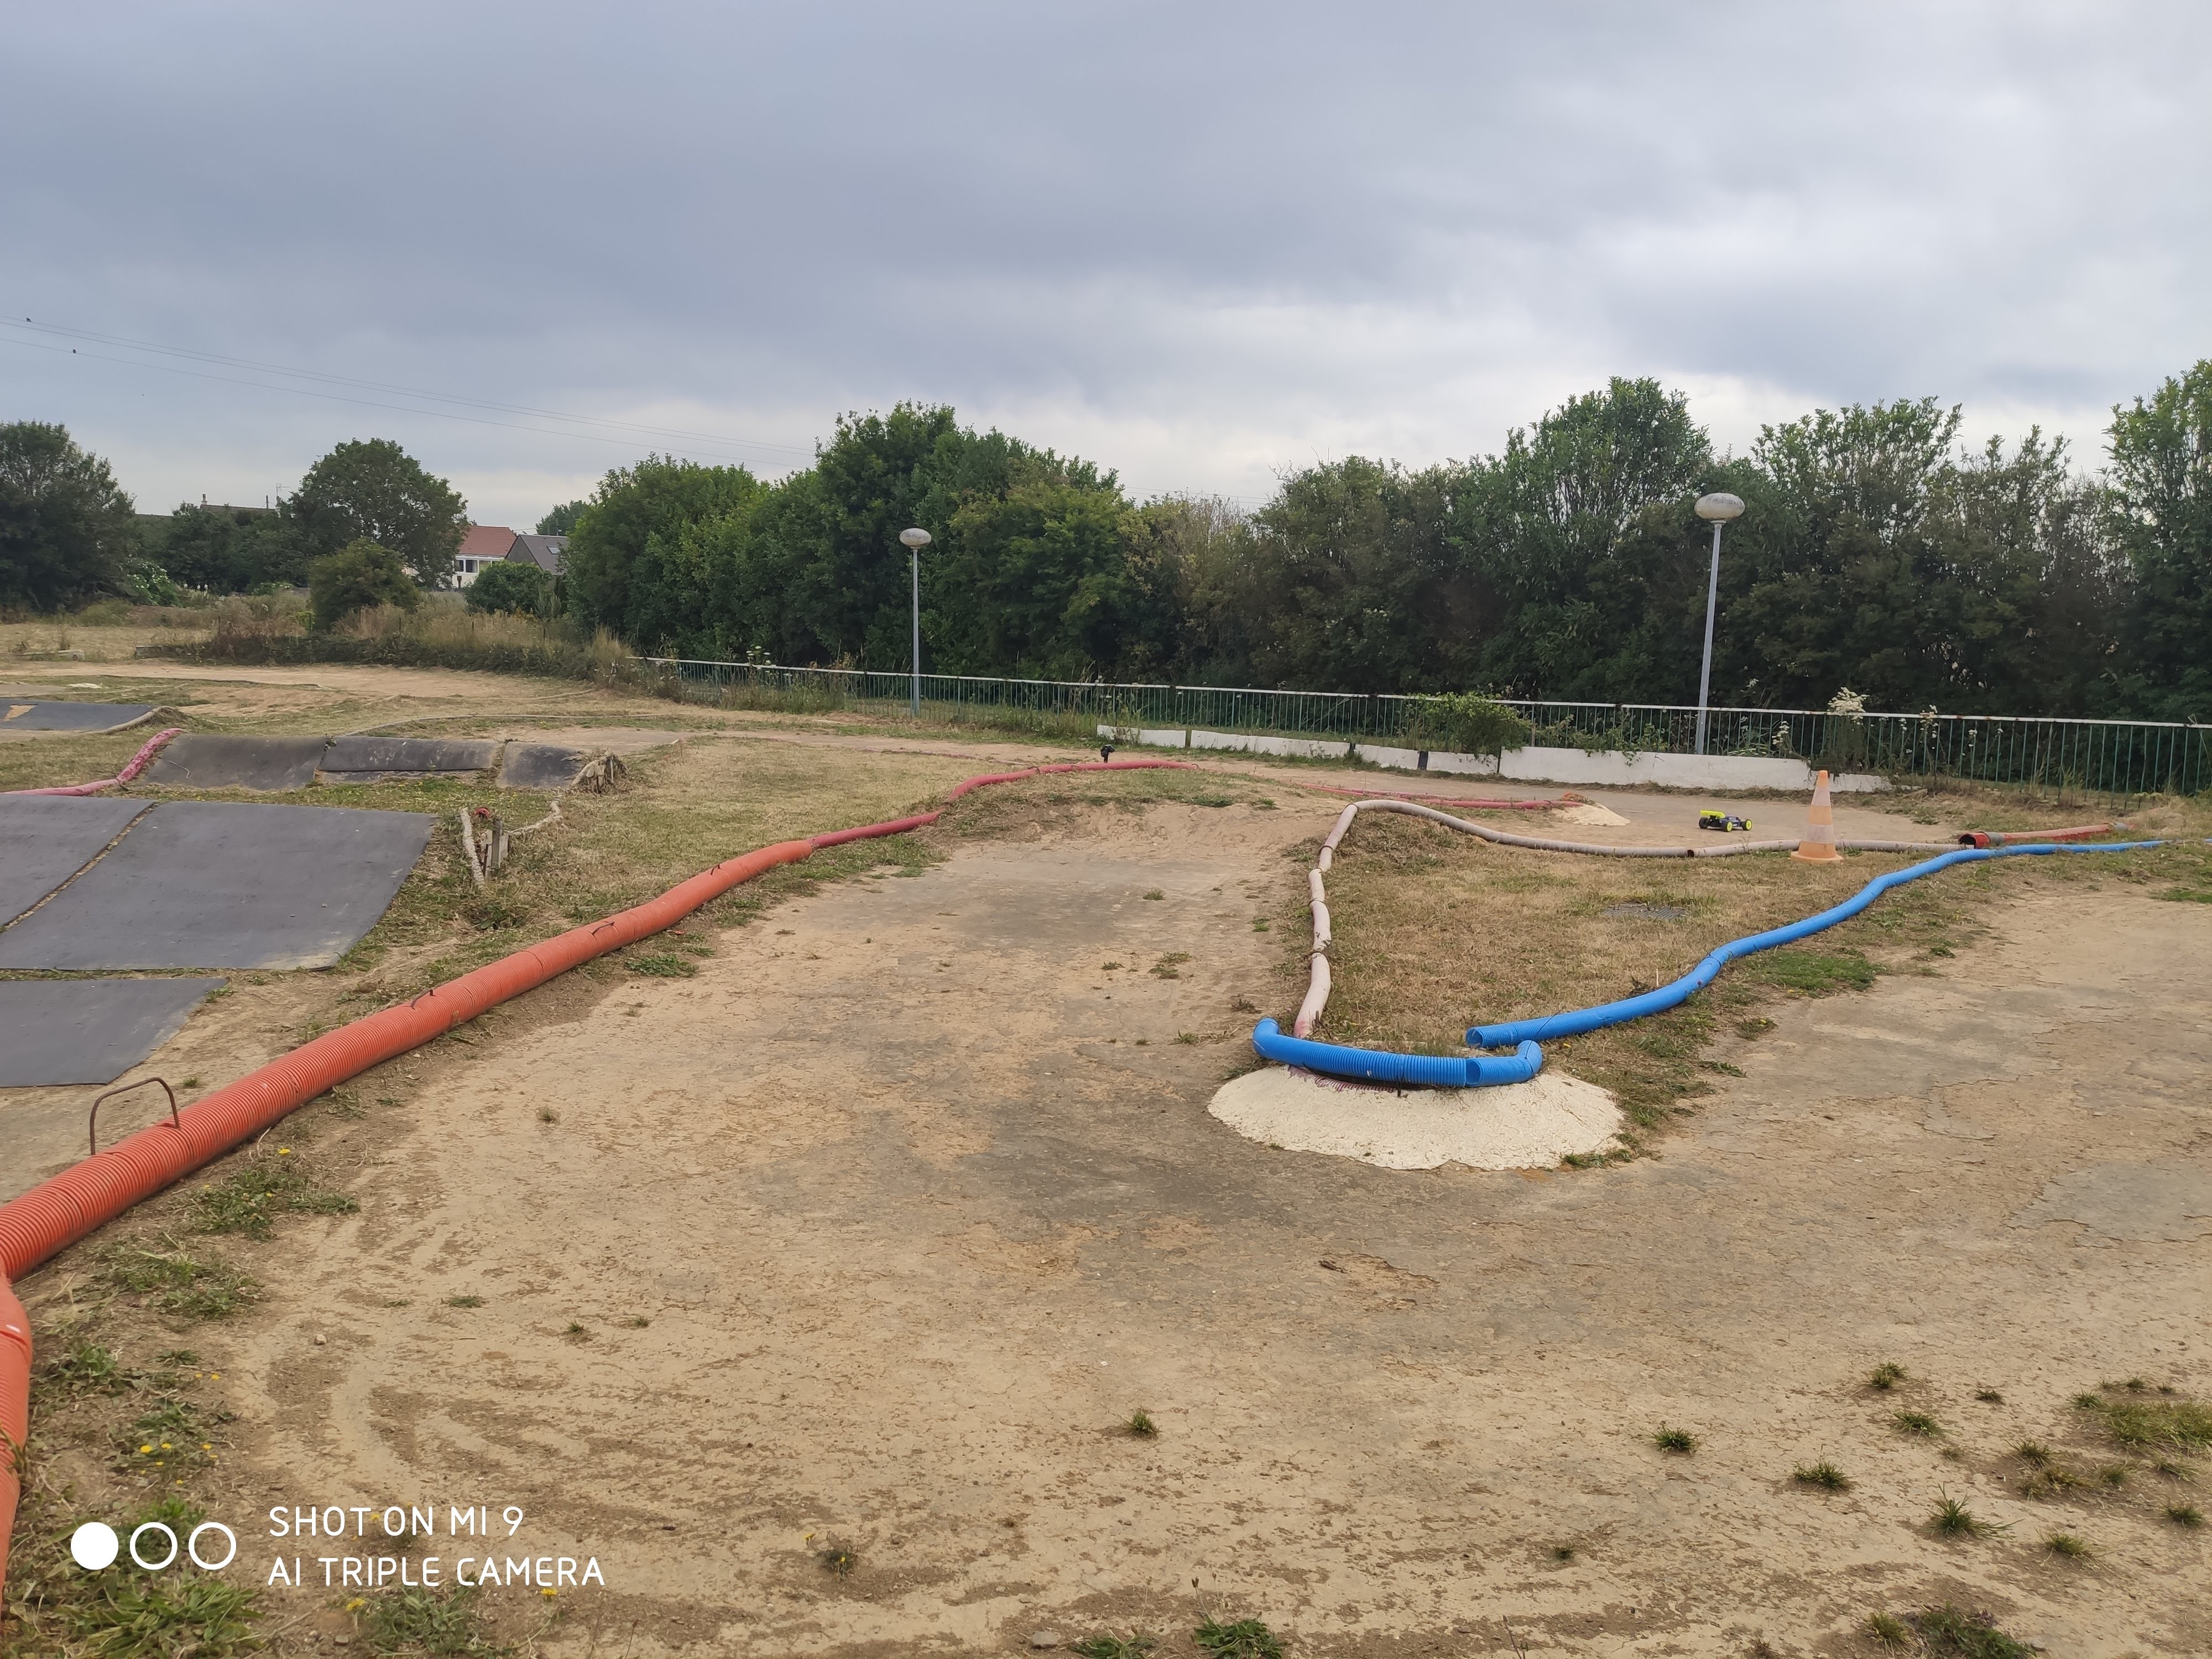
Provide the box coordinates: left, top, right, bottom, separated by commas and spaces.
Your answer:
635, 658, 2211, 805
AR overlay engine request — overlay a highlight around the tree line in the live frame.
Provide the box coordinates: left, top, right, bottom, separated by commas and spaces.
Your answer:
555, 364, 2210, 721
6, 360, 2208, 718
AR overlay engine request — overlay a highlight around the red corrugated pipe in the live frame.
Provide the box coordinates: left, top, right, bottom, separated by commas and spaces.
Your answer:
4, 728, 184, 797
0, 757, 1193, 1589
1957, 822, 2123, 848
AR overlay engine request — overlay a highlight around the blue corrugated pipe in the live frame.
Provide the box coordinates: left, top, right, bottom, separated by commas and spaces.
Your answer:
1250, 839, 2164, 1088
1250, 1020, 1544, 1086
1469, 841, 2164, 1048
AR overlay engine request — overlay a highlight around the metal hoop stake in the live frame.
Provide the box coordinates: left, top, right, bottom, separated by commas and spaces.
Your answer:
90, 1077, 181, 1157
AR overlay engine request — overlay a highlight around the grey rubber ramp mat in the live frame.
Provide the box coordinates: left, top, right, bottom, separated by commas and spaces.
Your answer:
145, 733, 330, 791
0, 795, 152, 925
0, 977, 223, 1087
500, 743, 587, 789
0, 801, 435, 969
0, 700, 157, 732
321, 736, 499, 779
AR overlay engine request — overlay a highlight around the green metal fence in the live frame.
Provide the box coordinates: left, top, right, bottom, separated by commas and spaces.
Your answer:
633, 657, 2210, 804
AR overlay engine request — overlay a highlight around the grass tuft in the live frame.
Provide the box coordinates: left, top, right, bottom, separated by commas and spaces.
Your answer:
1895, 1411, 1943, 1438
1864, 1613, 1912, 1646
817, 1545, 858, 1577
1792, 1461, 1851, 1491
446, 1295, 484, 1308
2167, 1504, 2204, 1527
1652, 1424, 1698, 1454
2044, 1531, 2090, 1558
1125, 1410, 1159, 1438
1868, 1362, 1906, 1391
103, 1244, 257, 1320
1910, 1603, 2036, 1658
1072, 1637, 1157, 1659
2087, 1391, 2212, 1452
358, 1582, 496, 1655
1193, 1616, 1284, 1659
1931, 1491, 2002, 1538
191, 1153, 357, 1239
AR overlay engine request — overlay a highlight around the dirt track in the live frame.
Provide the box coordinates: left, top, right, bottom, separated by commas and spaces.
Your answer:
59, 807, 2203, 1657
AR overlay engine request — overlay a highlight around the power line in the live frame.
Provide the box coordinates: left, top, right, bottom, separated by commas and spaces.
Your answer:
1, 315, 814, 463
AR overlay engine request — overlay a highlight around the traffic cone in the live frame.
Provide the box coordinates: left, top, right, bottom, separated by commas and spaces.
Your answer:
1791, 769, 1843, 862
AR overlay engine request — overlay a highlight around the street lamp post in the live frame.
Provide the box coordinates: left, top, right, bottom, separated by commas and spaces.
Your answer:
900, 528, 931, 716
1692, 493, 1745, 756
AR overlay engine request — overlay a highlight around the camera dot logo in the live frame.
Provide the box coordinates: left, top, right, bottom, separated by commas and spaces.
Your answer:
70, 1522, 120, 1571
68, 1519, 237, 1572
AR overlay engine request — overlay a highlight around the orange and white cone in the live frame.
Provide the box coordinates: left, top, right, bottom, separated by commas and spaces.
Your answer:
1791, 769, 1843, 862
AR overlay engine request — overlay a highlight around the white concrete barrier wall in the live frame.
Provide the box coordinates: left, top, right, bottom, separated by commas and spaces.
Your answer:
1100, 726, 1887, 792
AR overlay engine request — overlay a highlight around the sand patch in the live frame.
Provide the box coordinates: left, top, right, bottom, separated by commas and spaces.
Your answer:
1208, 1062, 1622, 1168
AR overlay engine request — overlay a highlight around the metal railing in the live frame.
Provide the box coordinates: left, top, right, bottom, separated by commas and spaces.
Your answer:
631, 657, 2210, 804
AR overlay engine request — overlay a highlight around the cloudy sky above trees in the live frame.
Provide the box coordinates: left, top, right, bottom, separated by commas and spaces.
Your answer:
4, 1, 2207, 526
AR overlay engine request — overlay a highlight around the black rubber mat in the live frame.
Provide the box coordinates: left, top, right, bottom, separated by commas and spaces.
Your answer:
499, 743, 587, 789
320, 736, 499, 779
0, 801, 435, 969
144, 734, 330, 791
0, 700, 157, 732
0, 795, 152, 926
0, 978, 223, 1087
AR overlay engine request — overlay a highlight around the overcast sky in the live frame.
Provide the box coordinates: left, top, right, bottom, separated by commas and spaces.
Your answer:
4, 1, 2208, 528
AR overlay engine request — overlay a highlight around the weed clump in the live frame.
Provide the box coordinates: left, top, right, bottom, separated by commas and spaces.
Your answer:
2086, 1389, 2212, 1452
1931, 1492, 2002, 1538
2045, 1531, 2090, 1558
1652, 1424, 1698, 1454
1895, 1411, 1943, 1438
103, 1245, 257, 1319
1908, 1603, 2036, 1657
1868, 1362, 1907, 1391
1194, 1616, 1284, 1658
1125, 1410, 1159, 1438
1793, 1461, 1851, 1490
2168, 1504, 2204, 1527
1863, 1611, 1911, 1646
358, 1582, 493, 1653
1072, 1637, 1157, 1659
192, 1153, 356, 1239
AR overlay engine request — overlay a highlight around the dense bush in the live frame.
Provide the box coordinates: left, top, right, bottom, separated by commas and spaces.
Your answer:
309, 540, 418, 632
465, 559, 553, 616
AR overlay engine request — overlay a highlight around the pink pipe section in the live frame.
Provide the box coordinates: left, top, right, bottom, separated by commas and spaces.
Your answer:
4, 727, 183, 796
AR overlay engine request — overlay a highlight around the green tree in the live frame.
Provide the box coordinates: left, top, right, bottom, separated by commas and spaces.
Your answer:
1237, 456, 1474, 692
0, 421, 140, 611
2109, 359, 2212, 718
536, 500, 588, 536
291, 440, 468, 589
1462, 377, 1714, 699
154, 503, 312, 593
309, 539, 419, 632
561, 456, 761, 644
464, 559, 554, 617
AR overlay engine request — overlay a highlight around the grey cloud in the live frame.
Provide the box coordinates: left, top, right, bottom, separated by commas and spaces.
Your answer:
3, 1, 2206, 523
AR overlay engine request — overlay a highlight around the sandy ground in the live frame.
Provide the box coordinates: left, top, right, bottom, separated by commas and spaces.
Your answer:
20, 800, 2205, 1656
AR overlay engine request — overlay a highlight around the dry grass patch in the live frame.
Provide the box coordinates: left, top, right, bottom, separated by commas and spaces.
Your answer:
1305, 809, 2205, 1142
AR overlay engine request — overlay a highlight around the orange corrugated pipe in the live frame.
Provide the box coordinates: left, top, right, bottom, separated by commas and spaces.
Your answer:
0, 758, 1193, 1591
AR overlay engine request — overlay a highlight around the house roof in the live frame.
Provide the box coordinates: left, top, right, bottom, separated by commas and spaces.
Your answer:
458, 525, 517, 560
507, 534, 567, 574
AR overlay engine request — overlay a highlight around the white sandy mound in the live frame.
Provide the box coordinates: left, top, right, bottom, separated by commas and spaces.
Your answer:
1210, 1064, 1623, 1170
1557, 800, 1631, 826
